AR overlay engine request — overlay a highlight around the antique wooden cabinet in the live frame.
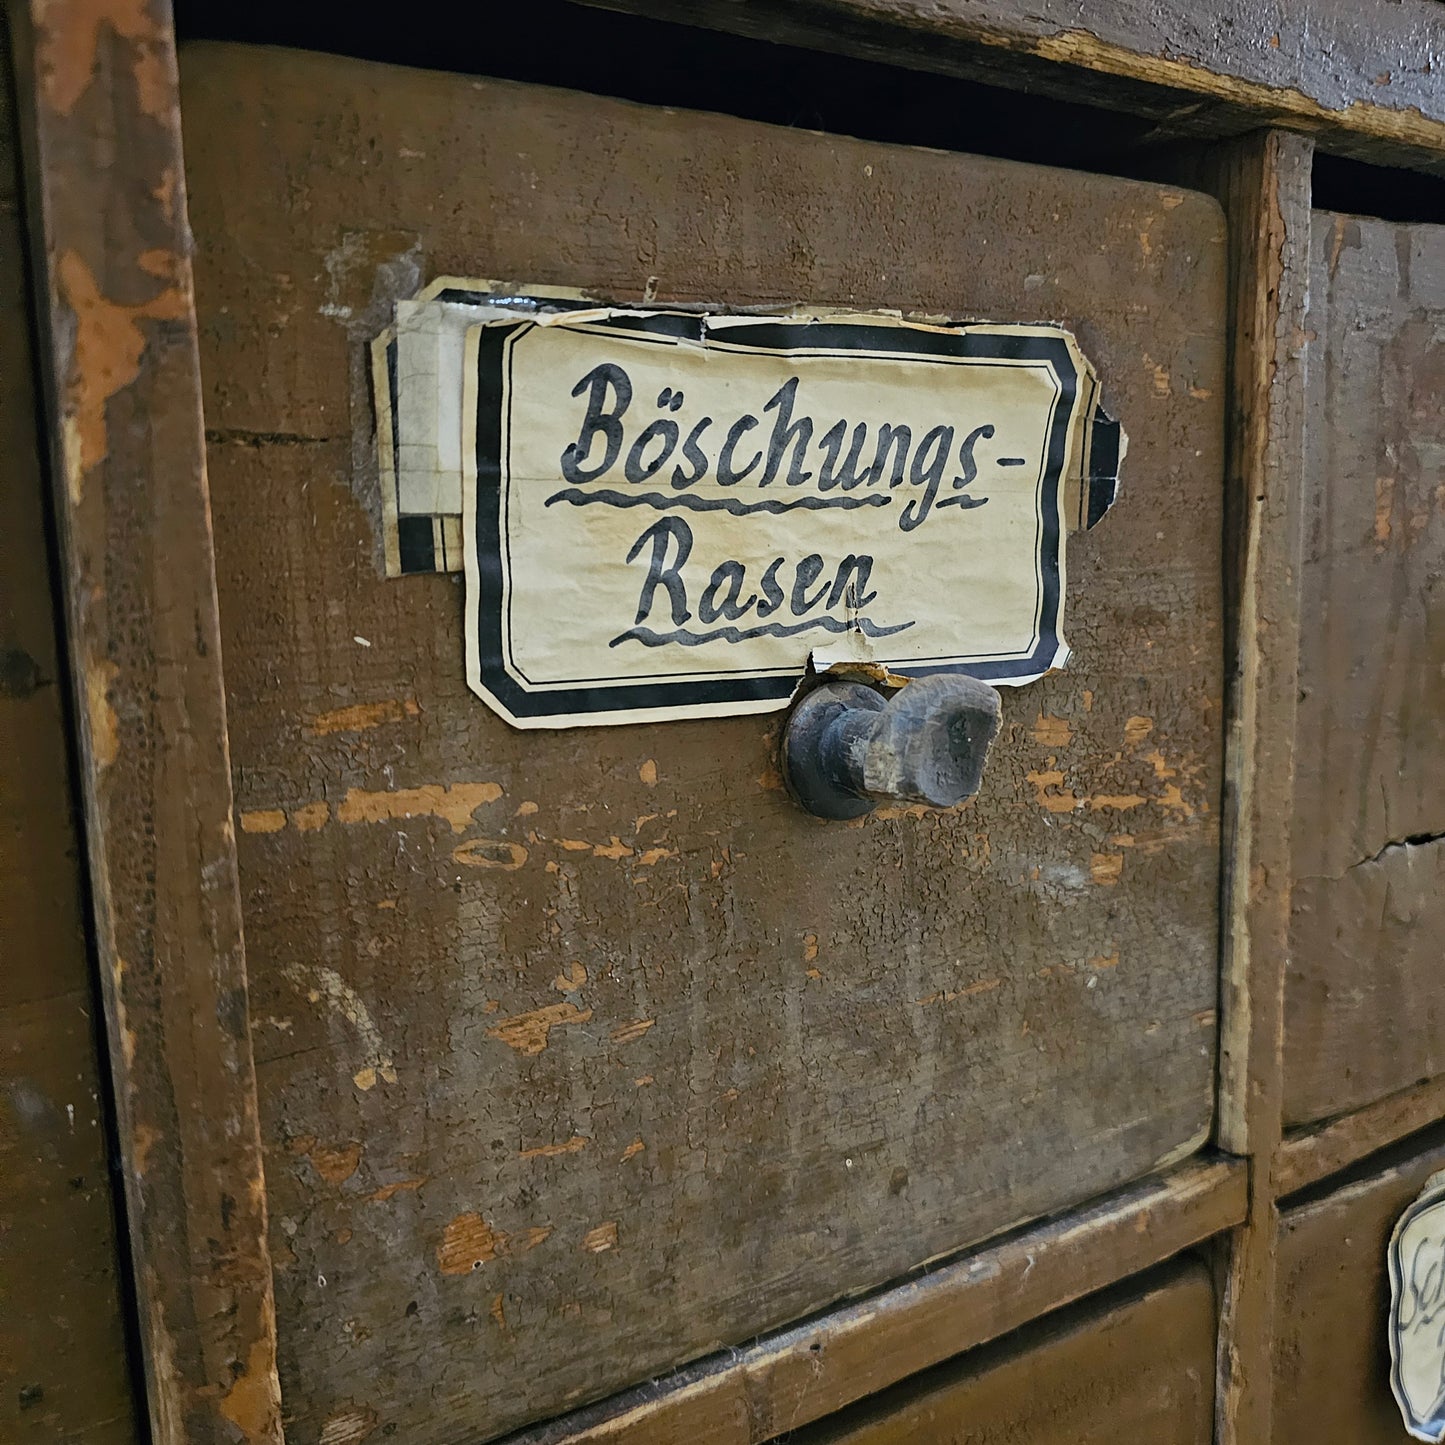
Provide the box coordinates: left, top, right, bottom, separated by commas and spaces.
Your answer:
0, 3, 1442, 1444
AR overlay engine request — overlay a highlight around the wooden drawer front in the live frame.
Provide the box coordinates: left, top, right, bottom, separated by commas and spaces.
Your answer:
183, 43, 1226, 1443
1284, 213, 1445, 1126
1275, 1139, 1445, 1443
797, 1262, 1216, 1444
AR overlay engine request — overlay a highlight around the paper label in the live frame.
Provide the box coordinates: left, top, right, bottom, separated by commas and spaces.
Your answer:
453, 306, 1122, 729
1390, 1171, 1445, 1441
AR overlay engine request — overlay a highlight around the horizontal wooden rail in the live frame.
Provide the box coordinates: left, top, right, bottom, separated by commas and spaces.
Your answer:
1277, 1078, 1445, 1198
503, 1155, 1246, 1445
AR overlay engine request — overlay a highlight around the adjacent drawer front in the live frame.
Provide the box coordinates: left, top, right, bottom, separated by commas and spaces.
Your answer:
184, 42, 1226, 1443
799, 1262, 1216, 1445
1275, 1139, 1445, 1443
1284, 213, 1445, 1125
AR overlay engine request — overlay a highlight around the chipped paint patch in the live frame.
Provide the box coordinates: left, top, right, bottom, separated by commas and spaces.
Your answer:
283, 965, 396, 1088
582, 1221, 619, 1253
486, 1001, 593, 1056
593, 836, 633, 860
306, 698, 420, 735
367, 1177, 426, 1203
1031, 714, 1073, 747
610, 1018, 655, 1045
240, 809, 286, 835
915, 978, 1001, 1006
1025, 768, 1079, 814
519, 1135, 589, 1161
1088, 793, 1149, 811
436, 1214, 551, 1275
57, 251, 187, 488
1123, 715, 1154, 746
290, 1137, 363, 1186
218, 1335, 283, 1442
1089, 950, 1121, 970
638, 758, 658, 786
1090, 853, 1124, 886
319, 1405, 378, 1445
551, 961, 587, 993
620, 1138, 645, 1162
85, 656, 119, 768
453, 838, 529, 870
337, 781, 503, 833
39, 0, 171, 117
293, 800, 329, 832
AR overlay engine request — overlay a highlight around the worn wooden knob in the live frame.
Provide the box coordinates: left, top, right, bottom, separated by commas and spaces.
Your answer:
782, 674, 1002, 820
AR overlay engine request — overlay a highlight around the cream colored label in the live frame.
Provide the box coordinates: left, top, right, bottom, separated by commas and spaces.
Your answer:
460, 308, 1118, 729
1391, 1172, 1445, 1441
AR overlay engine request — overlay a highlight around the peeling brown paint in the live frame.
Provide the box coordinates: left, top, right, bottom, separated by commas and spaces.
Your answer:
582, 1221, 619, 1253
292, 800, 328, 832
239, 809, 286, 835
485, 1002, 593, 1056
452, 838, 528, 870
37, 0, 171, 118
1025, 768, 1079, 814
337, 782, 503, 833
305, 698, 420, 735
1089, 793, 1149, 811
318, 1404, 378, 1445
84, 655, 119, 768
551, 961, 587, 993
436, 1215, 551, 1275
293, 1139, 363, 1186
57, 250, 187, 483
1032, 714, 1073, 747
610, 1018, 655, 1045
366, 1177, 426, 1203
1124, 715, 1155, 746
1091, 852, 1125, 885
217, 1336, 283, 1442
519, 1136, 589, 1161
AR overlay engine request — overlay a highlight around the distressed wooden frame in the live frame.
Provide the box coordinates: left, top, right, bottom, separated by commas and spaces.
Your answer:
5, 2, 282, 1442
9, 1, 1445, 1443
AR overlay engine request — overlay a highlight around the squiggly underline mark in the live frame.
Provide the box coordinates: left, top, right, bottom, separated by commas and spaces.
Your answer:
610, 616, 915, 649
545, 488, 892, 517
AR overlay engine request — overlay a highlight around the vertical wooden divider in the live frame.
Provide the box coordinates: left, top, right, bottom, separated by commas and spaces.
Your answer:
1178, 129, 1313, 1445
5, 2, 283, 1442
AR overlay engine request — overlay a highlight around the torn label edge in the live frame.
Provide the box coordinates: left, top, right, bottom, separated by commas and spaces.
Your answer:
373, 280, 1125, 580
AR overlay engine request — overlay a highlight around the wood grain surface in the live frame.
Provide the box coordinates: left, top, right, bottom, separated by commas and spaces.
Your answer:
182, 43, 1227, 1443
8, 4, 283, 1441
0, 25, 138, 1442
579, 0, 1445, 174
796, 1258, 1216, 1444
505, 1158, 1243, 1445
1159, 130, 1314, 1445
1284, 214, 1445, 1127
1274, 1137, 1445, 1445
